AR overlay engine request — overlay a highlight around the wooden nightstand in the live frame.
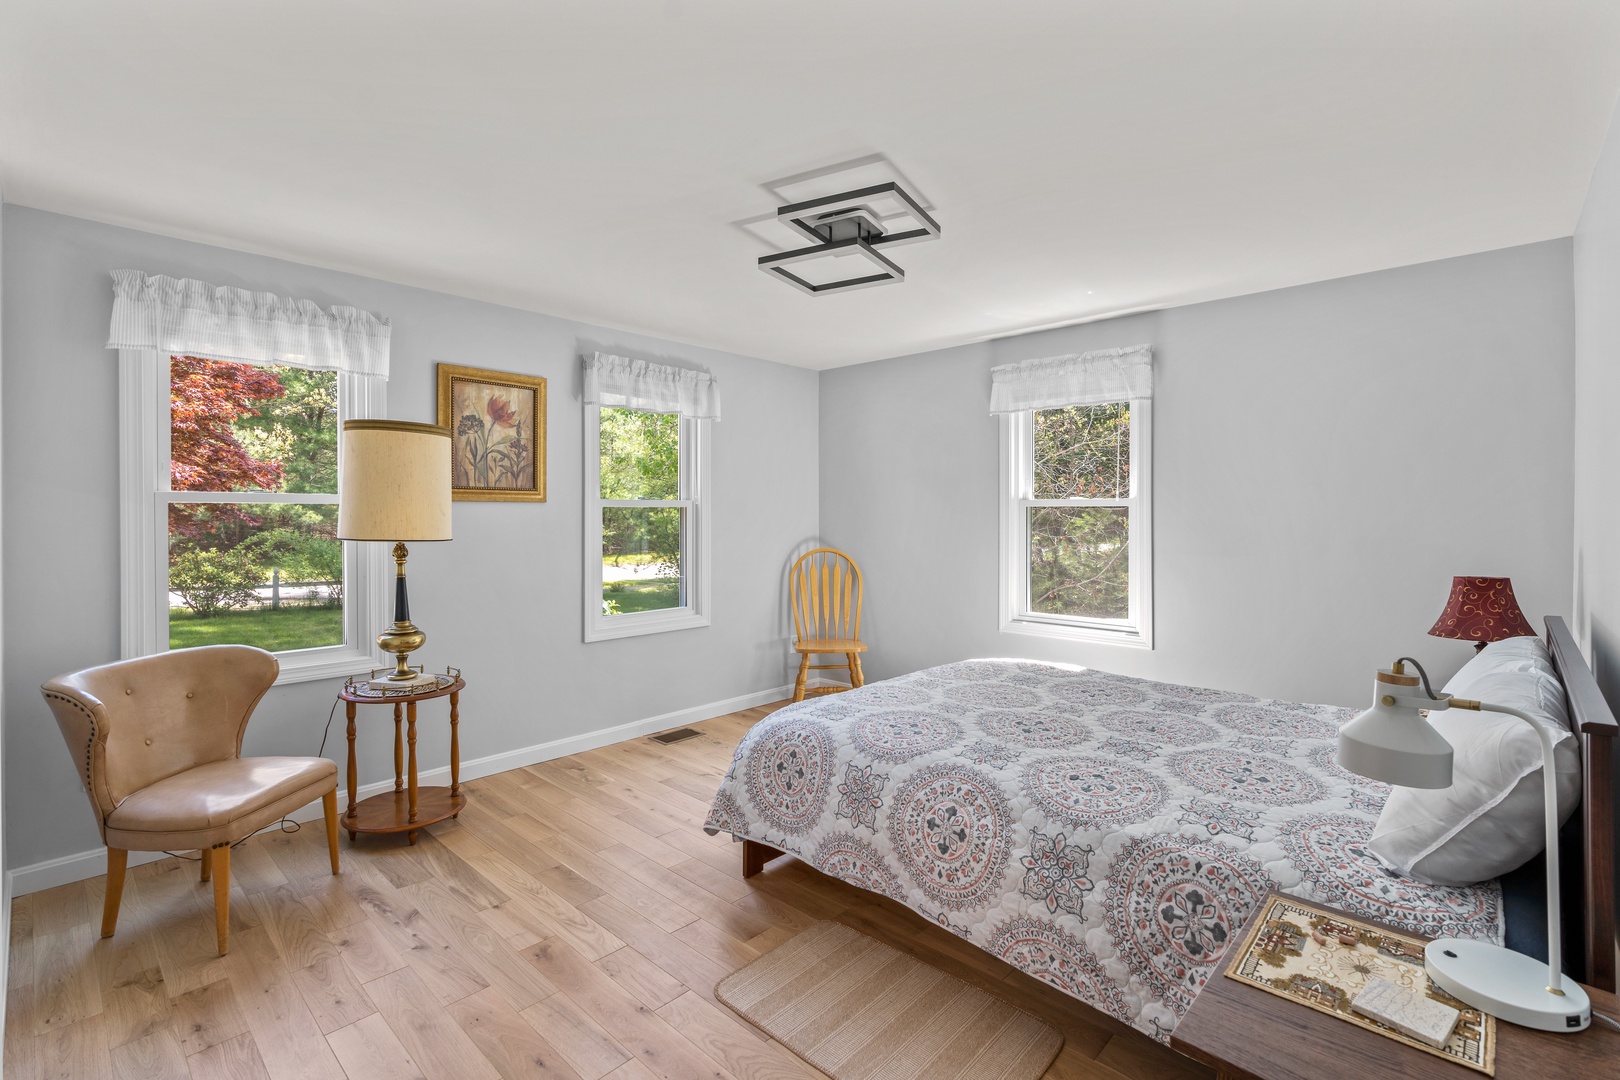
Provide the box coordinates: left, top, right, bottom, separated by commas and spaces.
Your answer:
1172, 901, 1619, 1080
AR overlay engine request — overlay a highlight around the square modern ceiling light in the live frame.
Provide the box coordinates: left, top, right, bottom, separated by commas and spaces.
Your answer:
756, 179, 940, 295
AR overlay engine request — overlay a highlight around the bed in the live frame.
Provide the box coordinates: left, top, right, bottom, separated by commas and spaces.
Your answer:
703, 617, 1617, 1043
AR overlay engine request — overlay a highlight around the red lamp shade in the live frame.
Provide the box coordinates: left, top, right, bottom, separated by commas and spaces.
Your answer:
1428, 576, 1536, 644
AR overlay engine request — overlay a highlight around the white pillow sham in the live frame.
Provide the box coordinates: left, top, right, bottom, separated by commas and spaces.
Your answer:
1443, 636, 1562, 714
1367, 664, 1580, 887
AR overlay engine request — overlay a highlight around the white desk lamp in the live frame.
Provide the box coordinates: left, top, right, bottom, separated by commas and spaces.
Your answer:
1338, 657, 1590, 1032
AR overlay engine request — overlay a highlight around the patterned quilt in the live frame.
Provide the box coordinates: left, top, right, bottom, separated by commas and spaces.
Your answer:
704, 659, 1503, 1042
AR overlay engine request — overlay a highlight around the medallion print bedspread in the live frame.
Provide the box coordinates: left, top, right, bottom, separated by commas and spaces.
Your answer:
703, 660, 1503, 1042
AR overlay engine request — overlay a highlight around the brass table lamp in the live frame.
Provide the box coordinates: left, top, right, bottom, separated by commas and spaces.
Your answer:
337, 420, 452, 685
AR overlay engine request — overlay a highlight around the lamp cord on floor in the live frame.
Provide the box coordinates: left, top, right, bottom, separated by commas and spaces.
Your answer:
162, 815, 300, 861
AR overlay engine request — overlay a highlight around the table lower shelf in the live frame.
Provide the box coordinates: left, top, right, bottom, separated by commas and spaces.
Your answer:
344, 786, 466, 844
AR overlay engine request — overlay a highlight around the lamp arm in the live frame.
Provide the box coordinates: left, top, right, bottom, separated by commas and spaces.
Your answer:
1455, 698, 1565, 993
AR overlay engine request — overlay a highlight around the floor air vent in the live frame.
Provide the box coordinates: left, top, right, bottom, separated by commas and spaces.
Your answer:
651, 727, 702, 745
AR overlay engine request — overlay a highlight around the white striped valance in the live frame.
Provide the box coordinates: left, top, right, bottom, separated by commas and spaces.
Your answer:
582, 352, 721, 420
106, 270, 391, 378
989, 344, 1152, 413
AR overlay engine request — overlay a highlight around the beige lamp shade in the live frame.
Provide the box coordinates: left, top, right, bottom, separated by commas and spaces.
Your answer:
337, 420, 453, 541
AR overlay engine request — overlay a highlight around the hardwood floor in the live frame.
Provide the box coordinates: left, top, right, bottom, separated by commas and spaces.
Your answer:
4, 702, 1213, 1080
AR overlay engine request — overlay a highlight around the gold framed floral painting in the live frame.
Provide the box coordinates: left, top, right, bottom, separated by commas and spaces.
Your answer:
436, 363, 546, 501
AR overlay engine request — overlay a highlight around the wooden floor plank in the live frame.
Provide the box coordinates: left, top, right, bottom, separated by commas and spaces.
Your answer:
170, 978, 251, 1057
29, 929, 103, 1035
655, 991, 825, 1080
324, 1012, 428, 1080
577, 896, 734, 1007
326, 916, 409, 985
348, 877, 491, 1006
446, 985, 586, 1080
220, 924, 347, 1080
594, 946, 687, 1010
520, 938, 739, 1080
109, 1027, 189, 1080
2, 696, 1211, 1080
9, 894, 36, 992
187, 1032, 275, 1080
364, 966, 501, 1080
292, 956, 378, 1035
33, 1011, 113, 1080
252, 885, 342, 971
520, 992, 632, 1080
401, 877, 558, 1010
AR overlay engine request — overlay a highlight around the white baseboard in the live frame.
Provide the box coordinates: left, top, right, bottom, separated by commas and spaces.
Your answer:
5, 683, 793, 898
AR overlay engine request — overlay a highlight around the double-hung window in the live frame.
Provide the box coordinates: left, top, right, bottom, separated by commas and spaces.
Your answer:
111, 271, 391, 682
581, 352, 720, 642
996, 346, 1153, 647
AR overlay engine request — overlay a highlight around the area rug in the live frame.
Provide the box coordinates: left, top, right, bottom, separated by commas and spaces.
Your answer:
715, 920, 1063, 1080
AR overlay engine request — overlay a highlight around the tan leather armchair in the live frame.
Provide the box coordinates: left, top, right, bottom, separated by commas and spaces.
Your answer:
41, 644, 339, 955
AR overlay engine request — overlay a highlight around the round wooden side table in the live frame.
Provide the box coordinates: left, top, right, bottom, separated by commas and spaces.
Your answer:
338, 670, 466, 845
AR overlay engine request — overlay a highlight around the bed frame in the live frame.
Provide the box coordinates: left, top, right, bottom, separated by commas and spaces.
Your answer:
741, 614, 1619, 992
1544, 614, 1617, 991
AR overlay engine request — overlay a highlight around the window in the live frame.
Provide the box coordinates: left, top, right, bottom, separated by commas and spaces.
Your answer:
120, 351, 387, 682
583, 405, 710, 640
1000, 398, 1152, 646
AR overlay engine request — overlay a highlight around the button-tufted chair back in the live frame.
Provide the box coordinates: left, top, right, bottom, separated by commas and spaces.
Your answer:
41, 645, 279, 832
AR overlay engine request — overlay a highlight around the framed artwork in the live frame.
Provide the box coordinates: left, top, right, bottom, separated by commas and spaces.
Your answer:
436, 363, 547, 501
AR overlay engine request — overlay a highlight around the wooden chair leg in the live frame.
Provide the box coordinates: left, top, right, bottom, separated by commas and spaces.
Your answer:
101, 848, 128, 939
322, 789, 340, 875
793, 653, 810, 702
212, 844, 231, 956
845, 653, 858, 689
200, 846, 213, 883
851, 653, 866, 688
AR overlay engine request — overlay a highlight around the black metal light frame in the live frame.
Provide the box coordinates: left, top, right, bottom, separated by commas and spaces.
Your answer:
758, 182, 940, 295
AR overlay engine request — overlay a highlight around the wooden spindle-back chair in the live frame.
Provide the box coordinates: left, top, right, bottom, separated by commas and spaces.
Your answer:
789, 547, 868, 702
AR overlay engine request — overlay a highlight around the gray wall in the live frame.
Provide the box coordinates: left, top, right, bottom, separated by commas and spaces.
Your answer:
1572, 95, 1620, 952
1575, 103, 1620, 701
820, 240, 1576, 708
1, 206, 818, 872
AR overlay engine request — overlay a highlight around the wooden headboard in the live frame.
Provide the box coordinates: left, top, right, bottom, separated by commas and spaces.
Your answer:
1544, 615, 1618, 992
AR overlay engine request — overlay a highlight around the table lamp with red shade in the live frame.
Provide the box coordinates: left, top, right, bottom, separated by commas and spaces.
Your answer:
1428, 576, 1536, 651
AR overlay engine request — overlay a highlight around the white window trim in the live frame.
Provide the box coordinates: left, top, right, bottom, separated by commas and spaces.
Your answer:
998, 400, 1153, 649
583, 407, 711, 642
118, 349, 389, 683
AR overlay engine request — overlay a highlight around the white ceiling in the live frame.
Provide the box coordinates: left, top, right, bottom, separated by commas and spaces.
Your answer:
3, 2, 1618, 369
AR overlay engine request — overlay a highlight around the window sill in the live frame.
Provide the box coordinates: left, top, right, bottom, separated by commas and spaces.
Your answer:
585, 608, 710, 643
1001, 615, 1152, 650
273, 645, 383, 685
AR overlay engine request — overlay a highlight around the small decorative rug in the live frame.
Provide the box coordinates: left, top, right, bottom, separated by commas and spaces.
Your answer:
1226, 892, 1495, 1075
715, 920, 1063, 1080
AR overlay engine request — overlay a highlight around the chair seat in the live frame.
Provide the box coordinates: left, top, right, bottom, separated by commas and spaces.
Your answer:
105, 756, 337, 851
794, 639, 868, 653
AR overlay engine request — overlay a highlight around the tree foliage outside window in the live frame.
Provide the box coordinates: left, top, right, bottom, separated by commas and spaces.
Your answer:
1028, 404, 1131, 620
1032, 403, 1129, 499
166, 357, 343, 639
599, 407, 681, 576
597, 407, 682, 614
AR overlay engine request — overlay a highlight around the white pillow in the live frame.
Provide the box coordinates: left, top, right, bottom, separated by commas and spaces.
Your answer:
1444, 635, 1559, 702
1367, 667, 1580, 886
